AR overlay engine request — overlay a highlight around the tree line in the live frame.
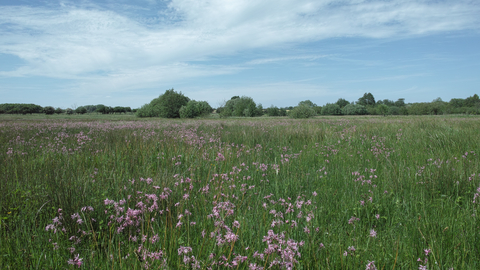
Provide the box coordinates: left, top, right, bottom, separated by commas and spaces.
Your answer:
0, 104, 133, 115
1, 90, 479, 118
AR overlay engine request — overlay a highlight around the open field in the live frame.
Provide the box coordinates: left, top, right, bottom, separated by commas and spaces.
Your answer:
1, 115, 479, 269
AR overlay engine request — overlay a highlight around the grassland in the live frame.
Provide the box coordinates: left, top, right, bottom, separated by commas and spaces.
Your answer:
0, 114, 479, 269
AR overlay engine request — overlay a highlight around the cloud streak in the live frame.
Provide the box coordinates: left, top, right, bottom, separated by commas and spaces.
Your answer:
0, 0, 479, 105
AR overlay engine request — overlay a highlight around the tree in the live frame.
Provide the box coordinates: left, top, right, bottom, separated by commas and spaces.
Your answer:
289, 105, 316, 118
342, 104, 367, 115
76, 106, 87, 114
357, 93, 376, 106
222, 96, 258, 117
394, 98, 405, 107
55, 108, 64, 114
43, 106, 55, 115
321, 104, 342, 115
377, 104, 388, 116
266, 105, 279, 116
298, 100, 317, 108
66, 108, 74, 115
179, 100, 213, 118
336, 98, 350, 108
96, 104, 107, 114
136, 89, 190, 118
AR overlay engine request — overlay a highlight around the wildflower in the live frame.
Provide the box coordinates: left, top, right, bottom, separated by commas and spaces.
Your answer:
424, 249, 431, 256
67, 254, 83, 268
319, 243, 325, 249
232, 220, 240, 228
375, 214, 380, 219
369, 229, 377, 238
366, 261, 377, 270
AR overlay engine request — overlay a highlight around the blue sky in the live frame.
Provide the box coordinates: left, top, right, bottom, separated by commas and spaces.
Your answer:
0, 0, 479, 109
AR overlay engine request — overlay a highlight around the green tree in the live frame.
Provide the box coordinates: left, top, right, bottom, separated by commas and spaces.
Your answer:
336, 98, 350, 108
377, 104, 388, 116
266, 105, 279, 116
341, 104, 367, 115
394, 98, 406, 107
55, 108, 64, 114
136, 89, 190, 118
357, 93, 376, 106
223, 96, 258, 117
43, 106, 55, 115
321, 104, 342, 115
289, 105, 316, 118
179, 100, 213, 118
76, 106, 87, 114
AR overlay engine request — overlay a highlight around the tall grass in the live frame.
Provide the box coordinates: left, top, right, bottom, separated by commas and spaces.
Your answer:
0, 115, 479, 269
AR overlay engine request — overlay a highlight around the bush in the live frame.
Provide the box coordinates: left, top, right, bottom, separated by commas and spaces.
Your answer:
55, 108, 64, 114
388, 106, 400, 115
321, 104, 342, 115
66, 108, 74, 115
179, 100, 213, 118
266, 106, 279, 116
75, 106, 87, 114
341, 104, 367, 115
377, 104, 389, 116
43, 106, 55, 115
221, 96, 258, 117
289, 105, 316, 118
136, 89, 189, 118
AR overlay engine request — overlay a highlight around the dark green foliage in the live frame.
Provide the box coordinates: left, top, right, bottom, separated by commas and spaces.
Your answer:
321, 103, 342, 115
335, 98, 350, 108
357, 92, 376, 106
388, 106, 400, 115
0, 103, 43, 114
221, 96, 259, 117
395, 98, 406, 107
266, 105, 280, 116
75, 106, 87, 114
289, 105, 316, 118
83, 105, 98, 113
377, 99, 395, 106
54, 108, 64, 114
298, 100, 316, 108
66, 108, 74, 115
43, 106, 55, 115
377, 104, 389, 116
113, 106, 126, 114
341, 104, 367, 115
96, 104, 107, 114
179, 100, 213, 118
136, 89, 190, 118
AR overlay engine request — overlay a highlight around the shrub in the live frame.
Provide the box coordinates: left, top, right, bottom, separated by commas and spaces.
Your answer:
289, 105, 316, 118
136, 89, 189, 118
66, 108, 74, 115
75, 106, 87, 114
222, 96, 258, 117
43, 106, 55, 115
341, 104, 367, 115
179, 100, 213, 118
321, 104, 342, 115
55, 108, 64, 114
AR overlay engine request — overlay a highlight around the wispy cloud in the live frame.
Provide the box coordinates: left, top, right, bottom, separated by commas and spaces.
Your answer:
0, 0, 479, 105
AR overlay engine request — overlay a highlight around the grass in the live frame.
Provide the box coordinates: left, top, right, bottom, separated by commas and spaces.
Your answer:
0, 114, 479, 269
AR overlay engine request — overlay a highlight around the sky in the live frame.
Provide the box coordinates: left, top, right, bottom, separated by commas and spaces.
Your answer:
0, 0, 479, 109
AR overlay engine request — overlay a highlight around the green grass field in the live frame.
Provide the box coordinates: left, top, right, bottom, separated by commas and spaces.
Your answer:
1, 114, 479, 269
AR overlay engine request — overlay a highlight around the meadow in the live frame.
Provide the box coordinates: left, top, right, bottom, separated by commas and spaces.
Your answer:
0, 114, 479, 269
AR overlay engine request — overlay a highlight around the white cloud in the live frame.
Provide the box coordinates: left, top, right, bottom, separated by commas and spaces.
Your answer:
0, 0, 478, 100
